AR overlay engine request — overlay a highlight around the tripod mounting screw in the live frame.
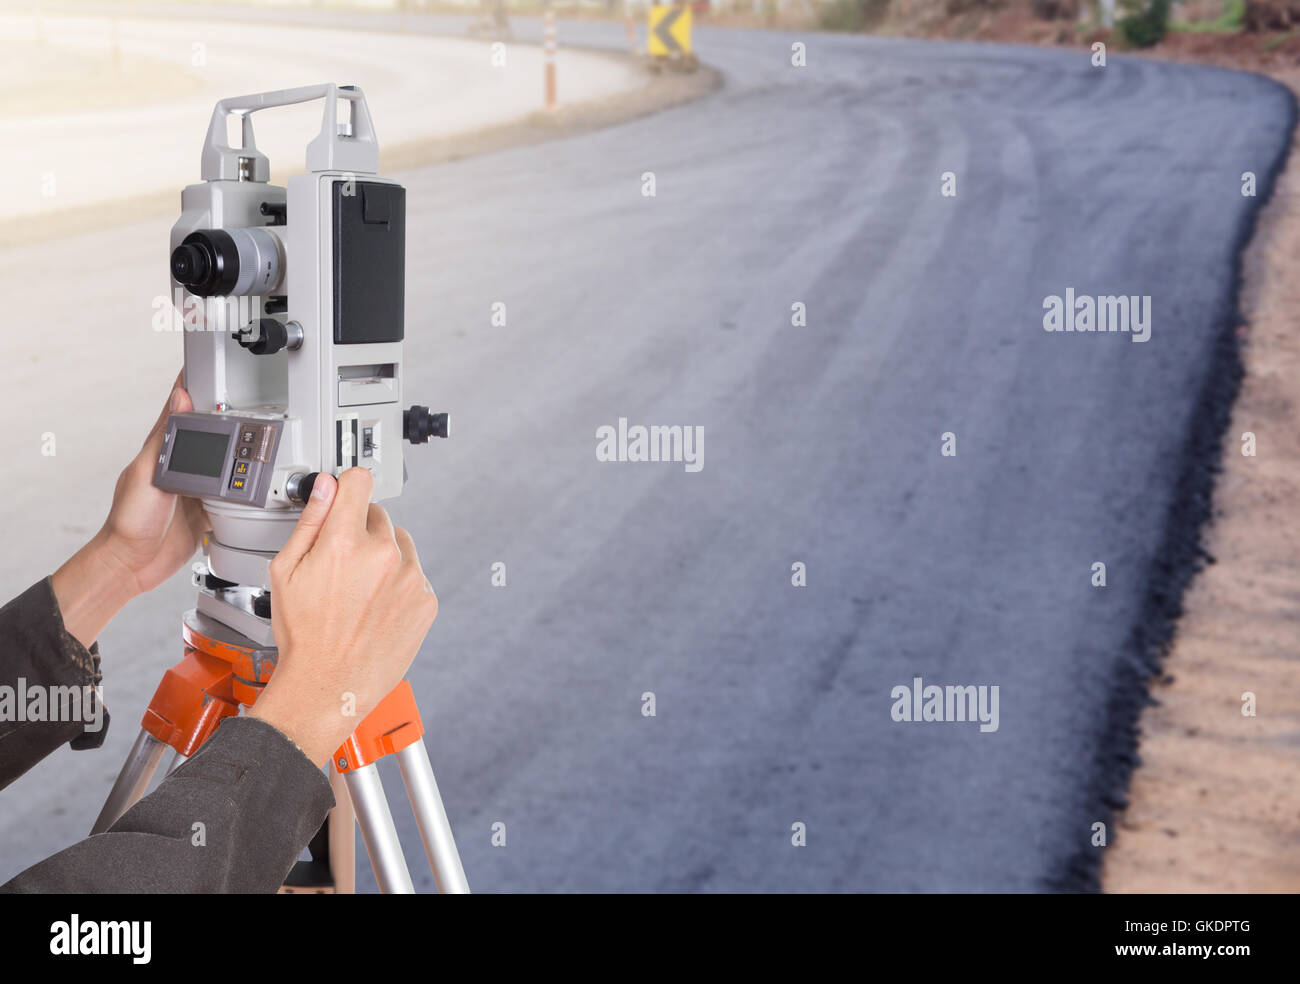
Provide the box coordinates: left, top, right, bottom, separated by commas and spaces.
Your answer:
403, 406, 449, 444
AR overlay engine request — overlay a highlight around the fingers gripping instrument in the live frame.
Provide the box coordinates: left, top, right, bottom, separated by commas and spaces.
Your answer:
91, 85, 466, 895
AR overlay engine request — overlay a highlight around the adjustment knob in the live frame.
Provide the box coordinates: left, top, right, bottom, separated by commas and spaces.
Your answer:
404, 406, 449, 444
235, 318, 303, 356
286, 472, 321, 505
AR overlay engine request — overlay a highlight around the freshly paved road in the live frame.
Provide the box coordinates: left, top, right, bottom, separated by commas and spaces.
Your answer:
0, 8, 1292, 891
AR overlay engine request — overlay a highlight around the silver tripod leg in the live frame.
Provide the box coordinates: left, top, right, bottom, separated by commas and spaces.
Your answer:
397, 740, 470, 894
90, 729, 166, 834
345, 764, 415, 894
167, 749, 188, 775
328, 764, 357, 894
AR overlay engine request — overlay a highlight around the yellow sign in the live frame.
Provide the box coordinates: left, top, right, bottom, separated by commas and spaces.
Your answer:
648, 5, 692, 58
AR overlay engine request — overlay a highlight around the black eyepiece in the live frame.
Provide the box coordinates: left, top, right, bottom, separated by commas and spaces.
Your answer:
170, 230, 239, 296
170, 244, 208, 285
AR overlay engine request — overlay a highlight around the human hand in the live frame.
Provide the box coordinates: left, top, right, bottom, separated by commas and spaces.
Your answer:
98, 372, 212, 595
52, 372, 211, 648
247, 468, 438, 767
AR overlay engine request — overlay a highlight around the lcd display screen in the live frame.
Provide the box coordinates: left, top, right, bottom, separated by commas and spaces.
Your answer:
168, 428, 229, 478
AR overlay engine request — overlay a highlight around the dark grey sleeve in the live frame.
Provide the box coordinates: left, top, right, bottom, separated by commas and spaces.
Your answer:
0, 715, 335, 894
0, 577, 110, 792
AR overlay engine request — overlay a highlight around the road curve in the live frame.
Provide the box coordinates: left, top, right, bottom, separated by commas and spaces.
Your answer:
387, 19, 1294, 892
10, 7, 1297, 891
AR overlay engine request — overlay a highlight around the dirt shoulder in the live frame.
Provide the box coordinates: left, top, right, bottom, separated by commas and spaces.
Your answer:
1101, 62, 1300, 894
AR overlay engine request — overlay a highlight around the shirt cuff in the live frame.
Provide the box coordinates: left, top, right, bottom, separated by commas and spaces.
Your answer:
40, 576, 110, 750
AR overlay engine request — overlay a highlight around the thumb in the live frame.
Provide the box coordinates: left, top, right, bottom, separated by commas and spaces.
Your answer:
143, 372, 188, 453
131, 383, 191, 505
276, 474, 337, 573
140, 389, 190, 470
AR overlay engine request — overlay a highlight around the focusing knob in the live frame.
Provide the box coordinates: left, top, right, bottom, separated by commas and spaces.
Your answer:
286, 472, 320, 505
403, 406, 449, 444
235, 318, 302, 356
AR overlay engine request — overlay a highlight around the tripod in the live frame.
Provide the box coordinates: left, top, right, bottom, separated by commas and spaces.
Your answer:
90, 588, 469, 894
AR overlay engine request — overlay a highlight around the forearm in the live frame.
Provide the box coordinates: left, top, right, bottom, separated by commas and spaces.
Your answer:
50, 531, 138, 652
0, 577, 110, 792
0, 716, 334, 893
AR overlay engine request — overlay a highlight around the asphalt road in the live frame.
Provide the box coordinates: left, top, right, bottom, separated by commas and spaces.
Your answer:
0, 10, 1293, 892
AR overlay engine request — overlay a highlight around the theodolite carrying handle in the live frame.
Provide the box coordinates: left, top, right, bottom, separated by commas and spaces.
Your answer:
200, 83, 379, 183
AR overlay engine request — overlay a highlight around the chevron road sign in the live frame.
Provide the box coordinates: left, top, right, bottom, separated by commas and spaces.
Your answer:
648, 5, 692, 58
